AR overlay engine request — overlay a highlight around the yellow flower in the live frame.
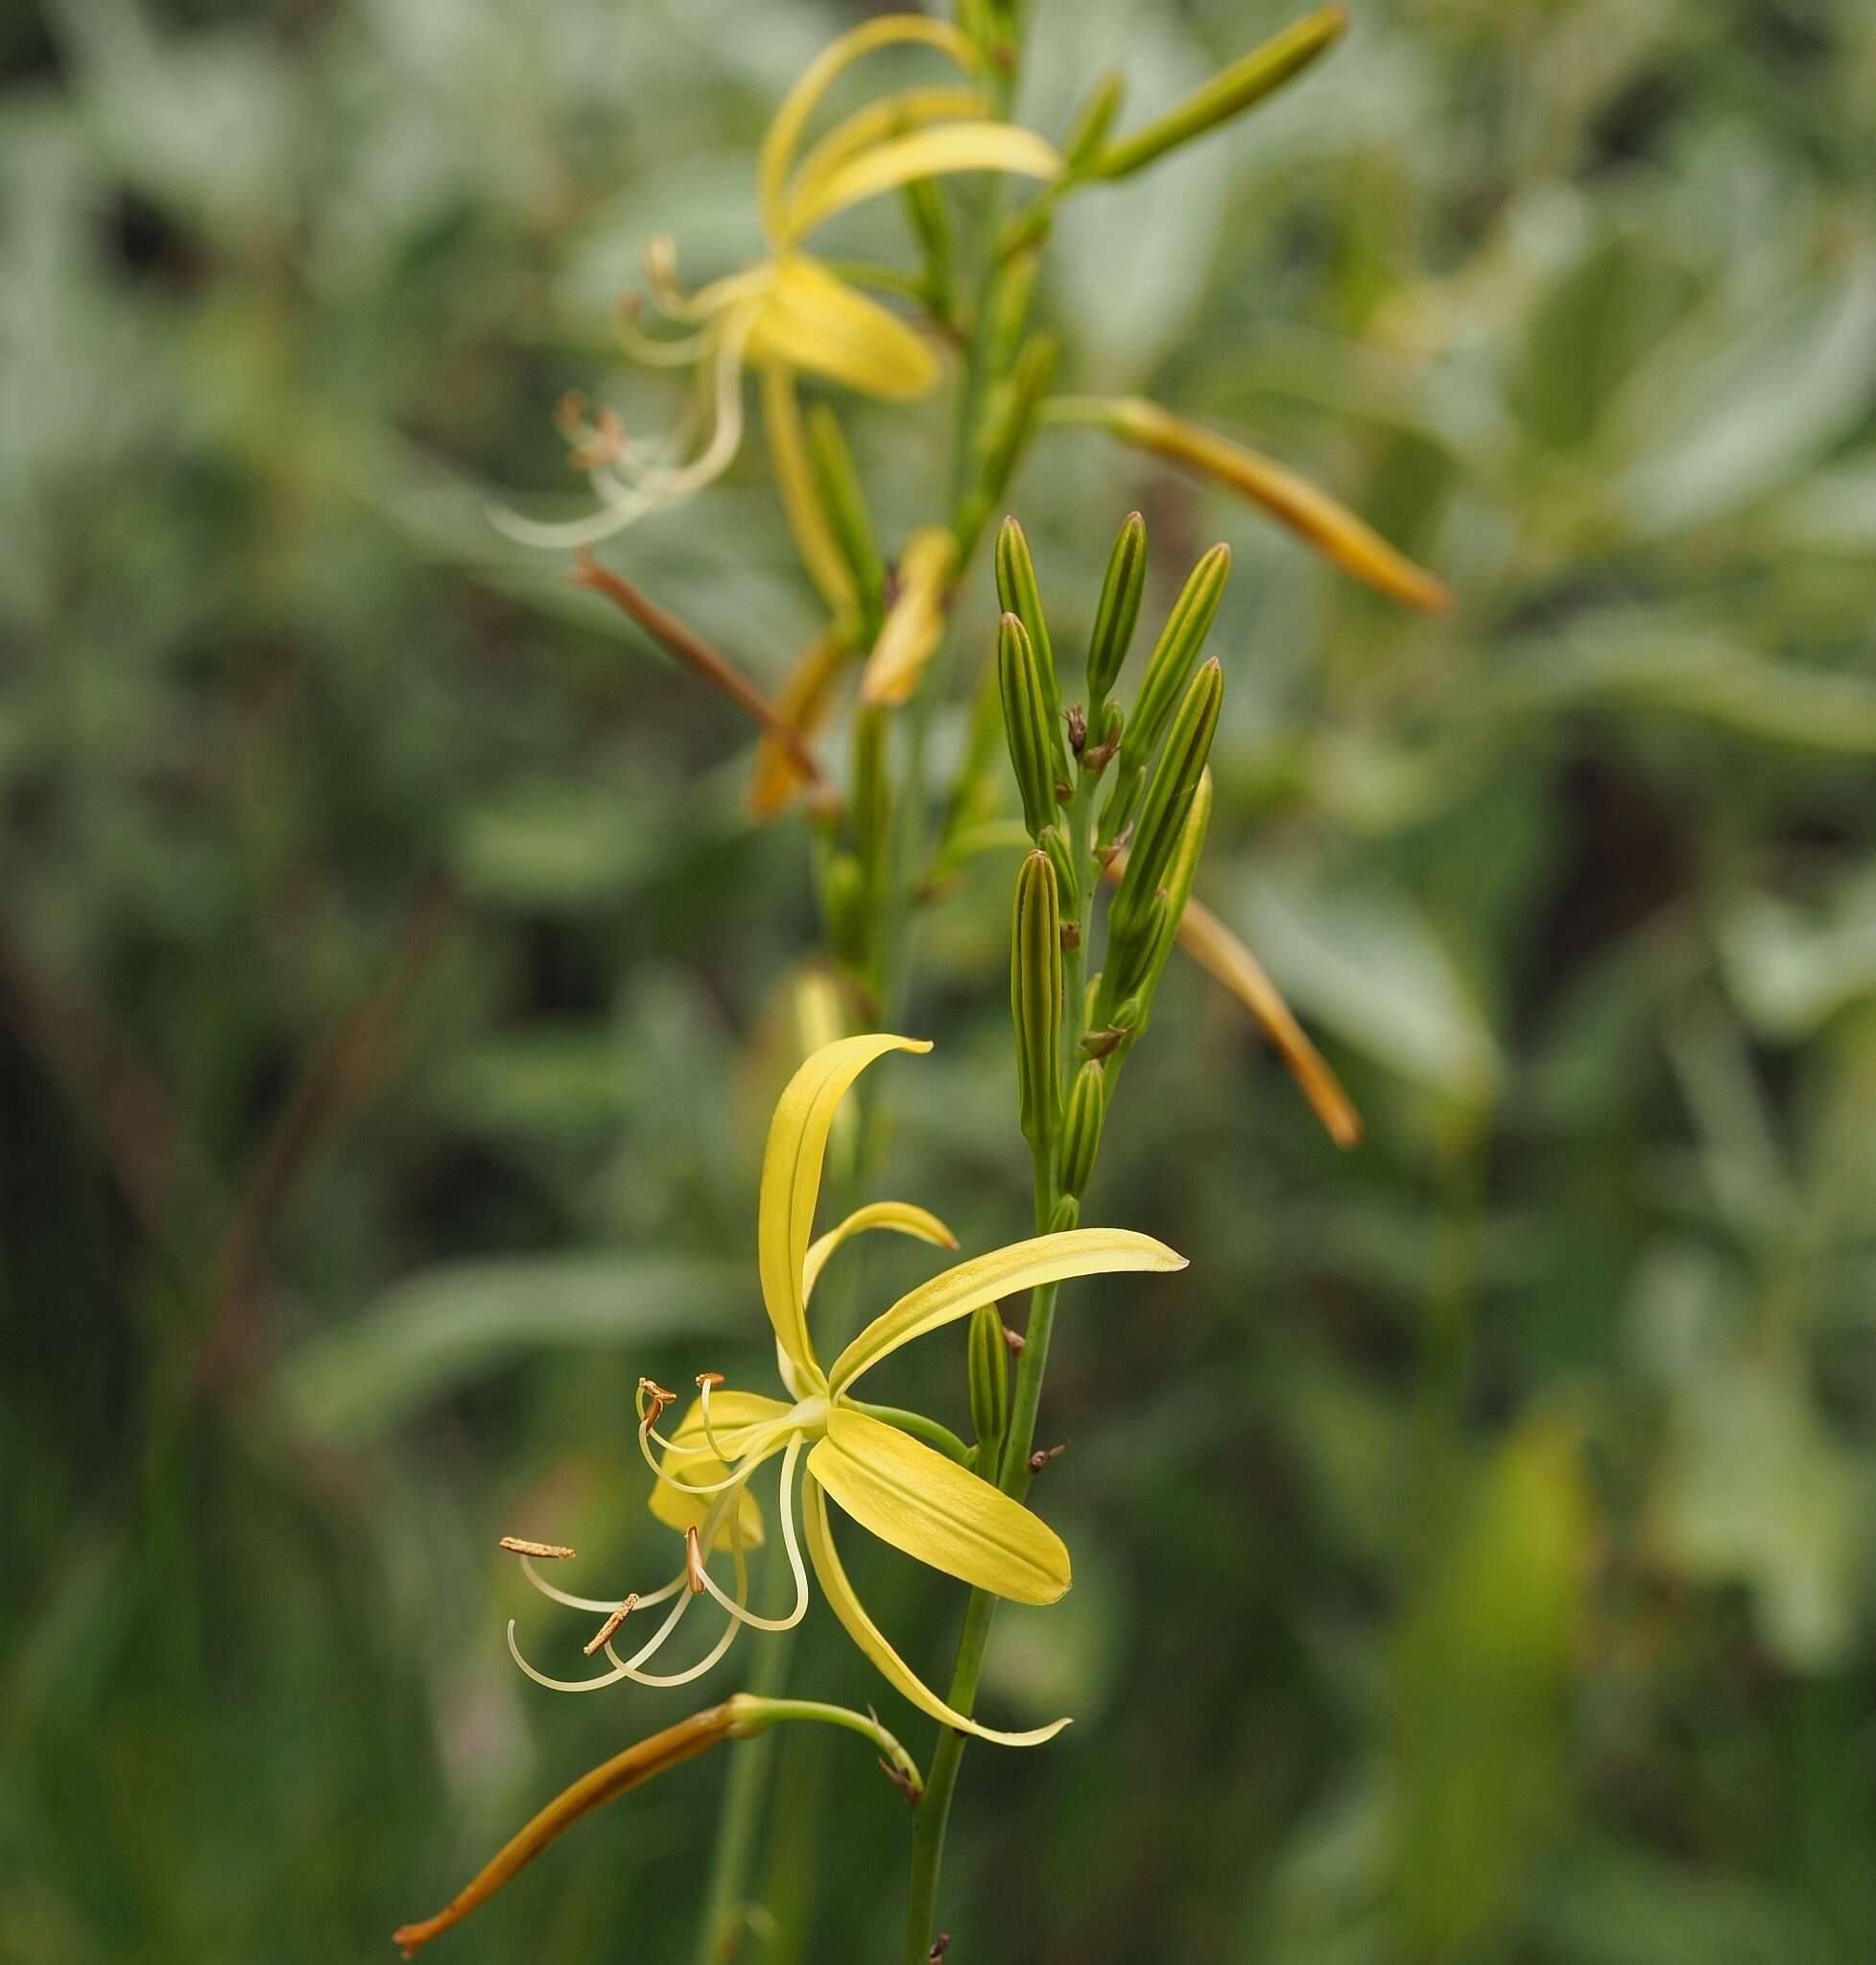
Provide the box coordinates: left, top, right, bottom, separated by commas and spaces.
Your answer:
496, 15, 1061, 593
504, 1034, 1184, 1745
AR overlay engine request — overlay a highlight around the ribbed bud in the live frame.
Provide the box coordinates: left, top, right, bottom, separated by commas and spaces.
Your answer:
999, 613, 1058, 840
1096, 759, 1147, 858
1058, 1060, 1108, 1199
967, 1302, 1009, 1450
1110, 659, 1222, 946
805, 404, 886, 629
1037, 823, 1078, 916
1048, 1195, 1080, 1233
1011, 850, 1063, 1149
1087, 510, 1148, 705
1125, 543, 1229, 768
995, 517, 1065, 775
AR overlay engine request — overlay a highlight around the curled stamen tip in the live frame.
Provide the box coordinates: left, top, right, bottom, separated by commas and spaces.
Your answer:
499, 1536, 577, 1560
582, 1594, 640, 1657
684, 1527, 707, 1595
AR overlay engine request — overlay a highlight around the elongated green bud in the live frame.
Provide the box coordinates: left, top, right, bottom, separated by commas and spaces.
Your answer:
967, 1302, 1009, 1451
1037, 823, 1078, 916
999, 613, 1057, 840
971, 332, 1060, 556
1087, 510, 1148, 706
996, 516, 1064, 765
1114, 769, 1214, 1060
1059, 1060, 1108, 1199
805, 405, 886, 630
1091, 7, 1348, 181
850, 708, 891, 901
1011, 849, 1063, 1149
1125, 543, 1229, 767
1062, 69, 1127, 178
1111, 658, 1222, 943
1096, 760, 1147, 857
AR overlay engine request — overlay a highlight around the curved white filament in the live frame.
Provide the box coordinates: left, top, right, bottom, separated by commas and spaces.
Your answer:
693, 1433, 809, 1634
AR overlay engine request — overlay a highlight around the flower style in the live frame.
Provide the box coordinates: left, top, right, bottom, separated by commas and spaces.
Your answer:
504, 1033, 1184, 1744
495, 15, 1061, 586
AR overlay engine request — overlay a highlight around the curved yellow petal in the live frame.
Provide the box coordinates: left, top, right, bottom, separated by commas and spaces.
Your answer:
646, 1392, 796, 1546
748, 626, 850, 822
811, 1407, 1069, 1603
829, 1227, 1185, 1394
748, 257, 940, 401
758, 15, 978, 244
785, 123, 1062, 242
859, 526, 958, 707
759, 363, 854, 615
779, 84, 987, 244
800, 1470, 1069, 1747
759, 1034, 933, 1385
803, 1200, 959, 1304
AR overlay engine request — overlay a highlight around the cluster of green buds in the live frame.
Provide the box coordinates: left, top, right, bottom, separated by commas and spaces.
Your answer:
997, 512, 1232, 1211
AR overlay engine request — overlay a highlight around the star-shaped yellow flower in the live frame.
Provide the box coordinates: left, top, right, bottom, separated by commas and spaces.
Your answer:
505, 1034, 1183, 1744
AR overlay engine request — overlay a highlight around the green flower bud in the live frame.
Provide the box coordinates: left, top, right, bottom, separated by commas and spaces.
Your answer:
995, 517, 1063, 765
1110, 658, 1222, 945
1048, 1195, 1080, 1234
1087, 510, 1147, 706
1112, 769, 1214, 1060
1090, 7, 1348, 182
967, 1302, 1009, 1451
999, 613, 1058, 840
1011, 849, 1063, 1150
1059, 1060, 1108, 1199
1096, 759, 1147, 857
805, 404, 887, 631
1062, 69, 1127, 178
1037, 823, 1078, 916
1124, 543, 1229, 768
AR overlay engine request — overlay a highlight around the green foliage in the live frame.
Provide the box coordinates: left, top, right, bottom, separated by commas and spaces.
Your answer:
6, 0, 1876, 1960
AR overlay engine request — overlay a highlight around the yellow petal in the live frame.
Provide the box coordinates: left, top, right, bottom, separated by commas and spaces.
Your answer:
803, 1200, 959, 1304
800, 1470, 1069, 1747
784, 122, 1062, 242
759, 1034, 933, 1385
779, 84, 988, 244
747, 256, 941, 401
811, 1407, 1069, 1603
859, 526, 958, 707
758, 14, 978, 244
748, 627, 850, 822
829, 1227, 1186, 1394
758, 363, 854, 615
647, 1391, 796, 1546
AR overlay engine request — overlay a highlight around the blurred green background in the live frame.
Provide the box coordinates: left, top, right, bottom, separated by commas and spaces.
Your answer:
6, 0, 1876, 1959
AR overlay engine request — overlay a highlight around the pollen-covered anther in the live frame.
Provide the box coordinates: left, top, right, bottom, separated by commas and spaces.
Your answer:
637, 1377, 677, 1429
568, 408, 627, 474
696, 1371, 725, 1388
684, 1527, 708, 1596
1027, 1441, 1069, 1475
582, 1595, 640, 1657
498, 1537, 577, 1560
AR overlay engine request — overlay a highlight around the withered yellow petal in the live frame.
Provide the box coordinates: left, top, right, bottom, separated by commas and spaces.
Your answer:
784, 122, 1062, 241
748, 257, 940, 401
759, 1034, 932, 1385
802, 1199, 959, 1304
811, 1407, 1069, 1603
747, 626, 849, 822
1062, 397, 1451, 615
859, 526, 958, 707
800, 1471, 1069, 1746
829, 1227, 1185, 1394
758, 14, 978, 244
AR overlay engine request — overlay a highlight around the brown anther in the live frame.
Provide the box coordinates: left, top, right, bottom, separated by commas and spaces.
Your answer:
684, 1527, 707, 1595
568, 407, 628, 474
582, 1594, 640, 1657
638, 1377, 677, 1428
498, 1537, 576, 1560
696, 1371, 725, 1389
1028, 1441, 1069, 1474
1066, 703, 1088, 753
553, 390, 590, 437
931, 1936, 952, 1960
1003, 1323, 1026, 1358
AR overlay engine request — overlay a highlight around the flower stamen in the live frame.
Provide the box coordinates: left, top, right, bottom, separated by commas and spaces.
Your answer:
498, 1537, 576, 1560
582, 1596, 639, 1658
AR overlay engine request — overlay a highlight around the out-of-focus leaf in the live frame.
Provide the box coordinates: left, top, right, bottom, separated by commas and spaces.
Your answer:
1619, 258, 1876, 534
1650, 1342, 1864, 1670
1233, 864, 1498, 1103
450, 784, 659, 910
1390, 1416, 1590, 1962
1721, 871, 1876, 1039
436, 1027, 635, 1138
279, 1255, 744, 1438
